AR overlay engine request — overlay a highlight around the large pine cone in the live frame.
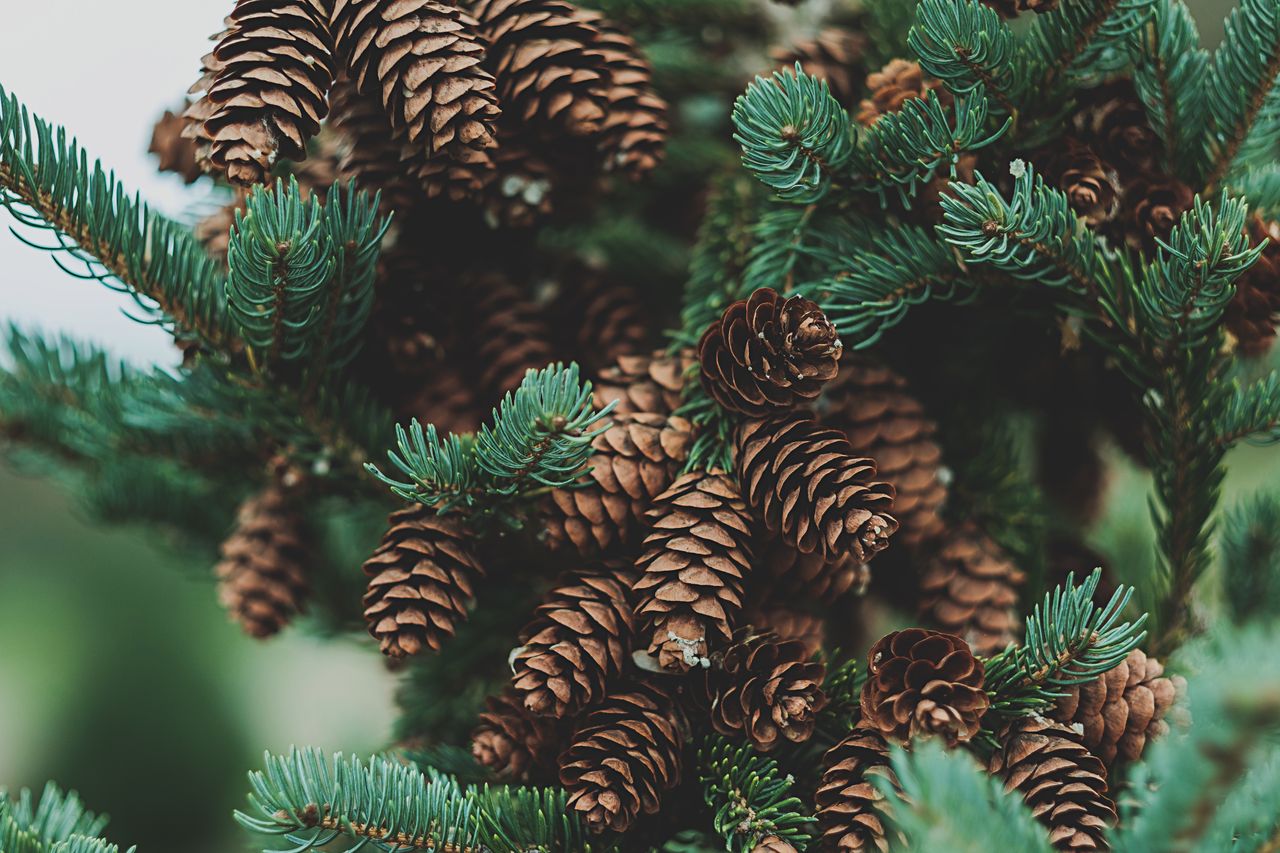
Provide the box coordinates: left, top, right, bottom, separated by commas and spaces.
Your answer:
737, 412, 897, 563
214, 485, 310, 638
591, 22, 668, 177
989, 717, 1116, 851
1226, 216, 1280, 357
698, 288, 841, 416
772, 29, 867, 109
361, 506, 484, 658
815, 724, 899, 852
632, 471, 755, 673
918, 527, 1025, 656
704, 629, 827, 751
200, 0, 337, 184
472, 689, 563, 781
593, 350, 693, 417
1050, 648, 1183, 766
860, 628, 988, 746
559, 680, 686, 834
511, 564, 636, 718
856, 59, 950, 126
181, 28, 230, 173
543, 413, 692, 556
821, 360, 947, 550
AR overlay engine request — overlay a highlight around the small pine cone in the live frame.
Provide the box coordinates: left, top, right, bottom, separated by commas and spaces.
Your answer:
464, 272, 557, 397
772, 29, 867, 108
704, 628, 828, 751
815, 724, 899, 852
699, 288, 842, 416
1050, 648, 1184, 766
856, 59, 950, 126
918, 527, 1025, 656
737, 412, 898, 563
559, 680, 686, 834
743, 605, 827, 659
543, 412, 692, 556
214, 486, 310, 638
472, 689, 563, 781
328, 77, 422, 214
361, 506, 485, 658
591, 23, 668, 177
1121, 174, 1193, 252
821, 360, 947, 550
632, 471, 755, 673
982, 0, 1059, 16
593, 349, 693, 417
1072, 80, 1158, 173
860, 628, 988, 746
548, 273, 652, 375
149, 109, 205, 183
989, 717, 1116, 851
202, 0, 337, 184
1046, 140, 1121, 228
1227, 216, 1280, 356
757, 535, 868, 603
511, 564, 637, 718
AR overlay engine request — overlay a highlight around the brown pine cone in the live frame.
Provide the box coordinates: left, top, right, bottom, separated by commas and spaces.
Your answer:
1050, 648, 1184, 766
772, 29, 867, 108
982, 0, 1059, 16
699, 288, 842, 416
860, 628, 988, 745
472, 689, 563, 781
1121, 174, 1193, 252
821, 360, 947, 550
543, 412, 692, 556
149, 109, 205, 183
361, 506, 485, 658
511, 564, 636, 718
743, 605, 827, 659
755, 535, 869, 604
918, 527, 1025, 656
632, 471, 754, 673
559, 680, 686, 834
201, 0, 337, 184
548, 272, 652, 375
592, 22, 668, 178
593, 350, 693, 417
856, 59, 950, 126
705, 629, 828, 751
1047, 140, 1120, 228
815, 724, 899, 852
464, 272, 557, 398
214, 485, 310, 638
181, 27, 231, 175
328, 77, 423, 214
753, 837, 798, 853
1227, 216, 1280, 356
989, 717, 1116, 851
737, 412, 898, 563
1072, 79, 1158, 173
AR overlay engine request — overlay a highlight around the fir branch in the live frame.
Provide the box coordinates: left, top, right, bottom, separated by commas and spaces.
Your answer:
368, 421, 483, 512
1225, 163, 1280, 218
469, 785, 596, 852
909, 0, 1016, 113
698, 736, 815, 852
862, 0, 918, 69
0, 83, 230, 347
0, 784, 132, 853
1128, 0, 1209, 181
1215, 371, 1280, 447
1220, 491, 1280, 624
739, 200, 878, 298
1016, 0, 1156, 103
1201, 0, 1280, 190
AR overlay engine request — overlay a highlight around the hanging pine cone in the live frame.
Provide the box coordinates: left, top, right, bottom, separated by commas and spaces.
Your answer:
632, 471, 754, 673
328, 77, 423, 214
463, 272, 558, 397
698, 288, 842, 416
592, 22, 668, 177
149, 109, 204, 183
1072, 79, 1158, 173
200, 0, 337, 184
1120, 174, 1194, 252
743, 605, 827, 659
361, 506, 485, 658
821, 359, 947, 550
1050, 647, 1184, 766
989, 717, 1116, 851
918, 527, 1025, 656
704, 628, 827, 752
543, 412, 692, 556
982, 0, 1059, 16
511, 564, 636, 718
547, 272, 652, 375
593, 350, 693, 417
1046, 140, 1120, 228
472, 689, 563, 781
559, 680, 686, 834
815, 724, 899, 852
772, 29, 867, 108
214, 485, 310, 638
755, 535, 869, 604
1227, 216, 1280, 356
737, 412, 898, 563
181, 28, 230, 174
860, 628, 988, 745
856, 59, 950, 126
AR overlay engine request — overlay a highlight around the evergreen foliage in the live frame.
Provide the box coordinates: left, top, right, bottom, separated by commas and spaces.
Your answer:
698, 736, 815, 851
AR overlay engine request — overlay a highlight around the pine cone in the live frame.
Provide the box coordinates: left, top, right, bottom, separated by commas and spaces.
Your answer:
593, 350, 693, 417
982, 0, 1059, 16
592, 22, 668, 177
543, 412, 692, 556
181, 28, 230, 174
1072, 79, 1158, 173
815, 724, 899, 852
1047, 140, 1120, 228
698, 288, 842, 416
821, 360, 947, 550
743, 605, 827, 659
511, 564, 636, 718
753, 837, 798, 853
548, 272, 652, 374
632, 471, 755, 673
149, 109, 205, 183
361, 506, 485, 658
201, 0, 337, 184
989, 717, 1116, 851
772, 29, 867, 108
214, 486, 310, 638
1121, 174, 1193, 252
1050, 648, 1184, 766
559, 680, 686, 834
860, 628, 988, 745
1227, 216, 1280, 356
737, 412, 898, 563
755, 535, 869, 603
472, 689, 563, 781
458, 272, 558, 398
856, 59, 950, 126
328, 77, 423, 214
918, 527, 1025, 656
704, 629, 828, 751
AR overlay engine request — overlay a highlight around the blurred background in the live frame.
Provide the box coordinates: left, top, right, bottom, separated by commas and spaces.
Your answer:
0, 0, 1257, 849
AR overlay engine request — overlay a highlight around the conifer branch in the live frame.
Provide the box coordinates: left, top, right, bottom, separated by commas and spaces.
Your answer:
1017, 0, 1156, 102
1215, 372, 1280, 447
909, 0, 1017, 114
1129, 0, 1209, 180
0, 783, 132, 853
698, 737, 815, 852
1221, 491, 1280, 624
1201, 0, 1280, 190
